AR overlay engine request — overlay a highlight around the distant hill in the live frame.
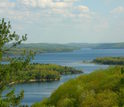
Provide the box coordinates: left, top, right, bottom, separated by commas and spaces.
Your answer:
67, 42, 124, 49
4, 42, 124, 55
91, 43, 124, 49
4, 43, 80, 55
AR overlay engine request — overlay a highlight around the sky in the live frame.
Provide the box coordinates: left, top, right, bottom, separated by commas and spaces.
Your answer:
0, 0, 124, 43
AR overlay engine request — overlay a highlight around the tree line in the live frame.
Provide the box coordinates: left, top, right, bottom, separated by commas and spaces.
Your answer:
93, 57, 124, 65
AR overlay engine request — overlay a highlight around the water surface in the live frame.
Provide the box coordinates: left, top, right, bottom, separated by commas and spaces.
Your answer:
14, 48, 124, 105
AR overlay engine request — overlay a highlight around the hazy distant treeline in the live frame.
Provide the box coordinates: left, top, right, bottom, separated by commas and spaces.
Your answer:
93, 57, 124, 65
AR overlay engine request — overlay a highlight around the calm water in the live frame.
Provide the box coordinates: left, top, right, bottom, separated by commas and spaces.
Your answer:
14, 48, 124, 106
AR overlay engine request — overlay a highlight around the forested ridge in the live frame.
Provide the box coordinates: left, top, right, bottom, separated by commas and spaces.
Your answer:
4, 43, 124, 56
33, 66, 124, 107
93, 57, 124, 65
4, 43, 80, 55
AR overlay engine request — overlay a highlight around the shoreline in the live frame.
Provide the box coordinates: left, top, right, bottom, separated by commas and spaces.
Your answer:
9, 72, 83, 85
9, 78, 60, 85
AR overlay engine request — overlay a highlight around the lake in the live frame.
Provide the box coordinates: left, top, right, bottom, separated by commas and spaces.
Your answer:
14, 48, 124, 106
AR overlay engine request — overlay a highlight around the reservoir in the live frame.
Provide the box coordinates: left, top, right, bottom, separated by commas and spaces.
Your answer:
14, 48, 124, 105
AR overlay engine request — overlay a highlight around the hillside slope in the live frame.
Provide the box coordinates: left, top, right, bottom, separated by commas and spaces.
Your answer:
32, 66, 124, 107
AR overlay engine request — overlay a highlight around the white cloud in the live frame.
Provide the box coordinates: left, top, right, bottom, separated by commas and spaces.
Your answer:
77, 6, 90, 13
0, 0, 92, 27
15, 0, 91, 19
0, 0, 15, 9
0, 0, 123, 43
18, 0, 72, 8
53, 2, 71, 8
110, 6, 124, 14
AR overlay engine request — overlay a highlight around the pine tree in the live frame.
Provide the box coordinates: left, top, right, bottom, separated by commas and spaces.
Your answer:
0, 18, 32, 107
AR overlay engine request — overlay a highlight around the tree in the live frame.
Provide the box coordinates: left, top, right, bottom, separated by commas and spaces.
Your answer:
0, 18, 32, 107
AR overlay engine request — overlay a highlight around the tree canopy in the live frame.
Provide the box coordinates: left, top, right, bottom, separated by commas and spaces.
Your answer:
0, 18, 32, 107
32, 66, 124, 107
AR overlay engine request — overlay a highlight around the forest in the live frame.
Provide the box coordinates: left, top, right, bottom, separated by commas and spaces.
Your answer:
32, 66, 124, 107
7, 64, 82, 84
93, 57, 124, 65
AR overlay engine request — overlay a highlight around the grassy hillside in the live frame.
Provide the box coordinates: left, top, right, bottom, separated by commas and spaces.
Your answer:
32, 66, 124, 107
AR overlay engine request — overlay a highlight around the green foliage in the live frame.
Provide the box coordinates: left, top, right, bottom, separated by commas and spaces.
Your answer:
2, 64, 81, 84
26, 64, 81, 75
0, 18, 27, 55
0, 18, 31, 106
93, 57, 124, 65
34, 66, 124, 107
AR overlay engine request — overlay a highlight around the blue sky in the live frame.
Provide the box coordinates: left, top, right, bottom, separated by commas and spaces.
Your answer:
0, 0, 124, 43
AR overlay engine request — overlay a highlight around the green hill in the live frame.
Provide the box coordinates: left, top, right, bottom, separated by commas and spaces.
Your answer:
32, 66, 124, 107
4, 43, 80, 55
4, 42, 124, 56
